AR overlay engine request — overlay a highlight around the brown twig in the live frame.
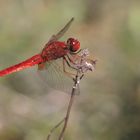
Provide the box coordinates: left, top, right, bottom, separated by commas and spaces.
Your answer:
46, 71, 81, 140
58, 72, 79, 140
47, 118, 65, 140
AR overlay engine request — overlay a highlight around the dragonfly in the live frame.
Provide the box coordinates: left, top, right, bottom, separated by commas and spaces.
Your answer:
37, 48, 96, 94
0, 18, 81, 77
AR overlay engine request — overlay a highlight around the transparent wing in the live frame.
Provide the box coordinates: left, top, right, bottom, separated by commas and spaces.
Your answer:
44, 17, 74, 47
37, 57, 80, 95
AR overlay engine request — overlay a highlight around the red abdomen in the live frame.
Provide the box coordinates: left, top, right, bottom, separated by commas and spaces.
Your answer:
0, 41, 68, 77
0, 54, 43, 77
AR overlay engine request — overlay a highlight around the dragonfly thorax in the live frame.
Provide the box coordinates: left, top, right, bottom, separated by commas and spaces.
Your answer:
67, 38, 80, 52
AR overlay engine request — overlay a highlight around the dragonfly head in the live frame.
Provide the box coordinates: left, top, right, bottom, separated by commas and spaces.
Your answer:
67, 38, 80, 52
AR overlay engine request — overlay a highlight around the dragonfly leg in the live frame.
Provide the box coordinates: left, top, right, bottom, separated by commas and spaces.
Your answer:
66, 54, 81, 65
80, 74, 84, 80
70, 49, 82, 55
63, 56, 78, 70
62, 57, 77, 78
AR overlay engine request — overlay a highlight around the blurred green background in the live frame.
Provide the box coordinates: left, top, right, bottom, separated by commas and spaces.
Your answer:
0, 0, 140, 140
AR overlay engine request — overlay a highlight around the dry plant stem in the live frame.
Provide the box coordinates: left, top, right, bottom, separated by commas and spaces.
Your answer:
58, 72, 79, 140
47, 118, 65, 140
46, 72, 81, 140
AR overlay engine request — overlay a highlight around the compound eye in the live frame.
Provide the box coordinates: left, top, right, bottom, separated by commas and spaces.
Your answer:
67, 38, 80, 52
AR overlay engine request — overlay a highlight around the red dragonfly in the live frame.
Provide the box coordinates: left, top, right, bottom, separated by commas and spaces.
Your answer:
0, 18, 80, 77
